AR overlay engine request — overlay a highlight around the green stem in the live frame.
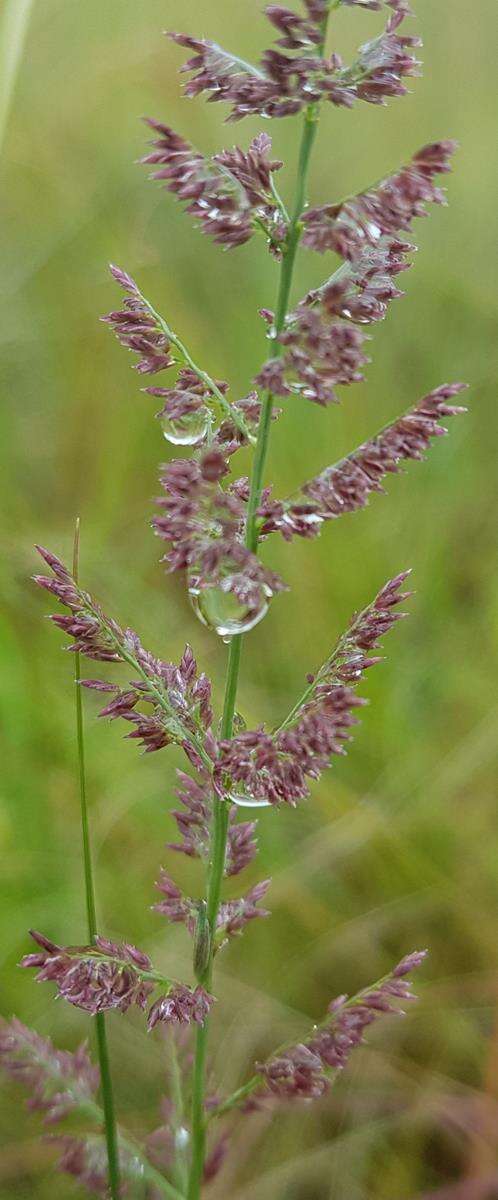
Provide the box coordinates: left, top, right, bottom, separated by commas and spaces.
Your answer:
168, 1030, 189, 1194
186, 637, 241, 1199
207, 1077, 260, 1121
187, 1024, 209, 1199
244, 101, 322, 556
186, 17, 333, 1196
274, 676, 316, 734
73, 520, 121, 1200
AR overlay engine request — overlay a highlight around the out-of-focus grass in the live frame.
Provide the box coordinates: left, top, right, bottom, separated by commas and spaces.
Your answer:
0, 1, 497, 1196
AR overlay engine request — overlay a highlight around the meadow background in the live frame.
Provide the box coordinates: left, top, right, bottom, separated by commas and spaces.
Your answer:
1, 1, 497, 1196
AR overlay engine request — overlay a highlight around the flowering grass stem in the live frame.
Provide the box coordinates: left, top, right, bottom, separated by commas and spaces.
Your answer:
73, 519, 121, 1200
186, 17, 333, 1197
11, 4, 463, 1194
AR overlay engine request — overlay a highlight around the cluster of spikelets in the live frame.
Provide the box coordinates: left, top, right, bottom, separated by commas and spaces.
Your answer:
1, 0, 467, 1195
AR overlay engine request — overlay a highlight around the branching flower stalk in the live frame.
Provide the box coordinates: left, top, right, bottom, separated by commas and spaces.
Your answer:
1, 2, 467, 1198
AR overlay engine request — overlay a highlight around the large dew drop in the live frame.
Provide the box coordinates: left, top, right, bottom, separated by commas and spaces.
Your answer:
159, 405, 210, 446
189, 578, 269, 639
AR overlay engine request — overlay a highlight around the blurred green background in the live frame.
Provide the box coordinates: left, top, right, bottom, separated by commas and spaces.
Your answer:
1, 0, 497, 1196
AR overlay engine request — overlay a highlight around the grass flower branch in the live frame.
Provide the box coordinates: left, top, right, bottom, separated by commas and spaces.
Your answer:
0, 1020, 186, 1200
103, 265, 256, 444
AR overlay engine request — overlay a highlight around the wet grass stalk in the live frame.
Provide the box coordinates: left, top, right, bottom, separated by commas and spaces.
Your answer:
3, 2, 466, 1196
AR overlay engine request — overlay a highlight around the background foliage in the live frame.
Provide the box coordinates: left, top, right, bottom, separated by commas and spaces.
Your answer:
1, 1, 497, 1195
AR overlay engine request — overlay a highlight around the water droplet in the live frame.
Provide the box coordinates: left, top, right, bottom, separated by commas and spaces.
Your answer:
159, 405, 210, 446
176, 1126, 190, 1150
129, 1156, 145, 1181
233, 711, 247, 733
189, 577, 269, 638
229, 791, 272, 809
283, 511, 322, 529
